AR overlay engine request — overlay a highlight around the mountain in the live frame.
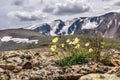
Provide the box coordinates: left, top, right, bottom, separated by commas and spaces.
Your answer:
25, 12, 120, 39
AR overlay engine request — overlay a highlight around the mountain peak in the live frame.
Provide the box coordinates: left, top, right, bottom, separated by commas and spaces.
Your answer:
24, 12, 120, 39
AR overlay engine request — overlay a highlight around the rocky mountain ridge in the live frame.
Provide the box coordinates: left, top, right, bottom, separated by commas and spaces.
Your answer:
25, 12, 120, 39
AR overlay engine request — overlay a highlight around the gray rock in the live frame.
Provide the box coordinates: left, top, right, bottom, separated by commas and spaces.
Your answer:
6, 57, 22, 65
20, 54, 32, 60
79, 73, 120, 80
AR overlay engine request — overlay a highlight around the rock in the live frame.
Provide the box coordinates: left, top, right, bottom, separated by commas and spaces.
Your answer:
52, 74, 82, 80
5, 53, 19, 59
12, 66, 22, 73
6, 57, 22, 66
19, 74, 29, 80
116, 74, 120, 77
101, 59, 117, 66
33, 67, 40, 71
0, 64, 15, 70
0, 68, 4, 73
22, 62, 32, 69
0, 73, 10, 80
45, 65, 63, 74
33, 62, 41, 67
40, 69, 52, 75
79, 73, 120, 80
71, 65, 80, 72
34, 53, 40, 56
20, 54, 32, 60
106, 67, 120, 74
29, 77, 43, 80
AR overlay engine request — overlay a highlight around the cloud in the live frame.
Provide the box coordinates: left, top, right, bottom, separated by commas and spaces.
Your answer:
114, 1, 120, 6
12, 0, 44, 8
8, 10, 47, 21
103, 6, 111, 10
101, 0, 112, 1
12, 0, 23, 6
42, 5, 54, 13
43, 0, 90, 15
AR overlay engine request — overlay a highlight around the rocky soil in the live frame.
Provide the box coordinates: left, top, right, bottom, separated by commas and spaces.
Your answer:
0, 48, 120, 80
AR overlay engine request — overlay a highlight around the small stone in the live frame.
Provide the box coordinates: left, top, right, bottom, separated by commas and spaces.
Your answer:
0, 68, 4, 73
34, 53, 40, 56
12, 66, 22, 73
29, 77, 43, 80
99, 75, 105, 79
6, 57, 22, 65
22, 62, 32, 69
0, 64, 15, 70
20, 54, 32, 60
6, 53, 19, 59
33, 67, 39, 71
116, 74, 120, 78
72, 65, 80, 71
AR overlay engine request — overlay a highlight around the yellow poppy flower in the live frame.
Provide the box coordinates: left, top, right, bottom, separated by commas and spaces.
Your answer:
85, 42, 90, 47
50, 45, 57, 52
68, 41, 73, 45
89, 48, 93, 53
52, 37, 58, 43
74, 37, 79, 42
75, 44, 80, 49
61, 44, 65, 48
66, 39, 70, 43
72, 41, 76, 45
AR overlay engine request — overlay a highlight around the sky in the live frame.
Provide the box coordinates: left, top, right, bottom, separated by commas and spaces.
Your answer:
0, 0, 120, 30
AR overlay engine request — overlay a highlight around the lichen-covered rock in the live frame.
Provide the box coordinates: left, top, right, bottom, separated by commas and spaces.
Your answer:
79, 73, 120, 80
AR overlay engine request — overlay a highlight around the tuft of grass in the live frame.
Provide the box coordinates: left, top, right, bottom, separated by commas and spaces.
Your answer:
101, 54, 112, 60
58, 52, 90, 67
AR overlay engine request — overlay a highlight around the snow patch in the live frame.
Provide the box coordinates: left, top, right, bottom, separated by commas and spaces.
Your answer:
82, 20, 98, 29
107, 20, 112, 28
60, 19, 76, 35
50, 21, 61, 36
71, 25, 77, 35
1, 36, 38, 44
24, 23, 42, 30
